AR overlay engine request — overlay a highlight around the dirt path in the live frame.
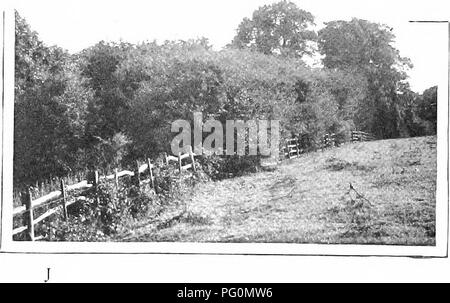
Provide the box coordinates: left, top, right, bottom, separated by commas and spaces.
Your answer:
124, 136, 436, 245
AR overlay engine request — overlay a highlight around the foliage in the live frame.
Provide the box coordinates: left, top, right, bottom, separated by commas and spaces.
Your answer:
318, 18, 414, 138
48, 180, 159, 241
85, 132, 132, 172
416, 86, 437, 133
119, 41, 359, 156
14, 11, 93, 185
197, 155, 261, 181
80, 41, 134, 140
230, 1, 317, 58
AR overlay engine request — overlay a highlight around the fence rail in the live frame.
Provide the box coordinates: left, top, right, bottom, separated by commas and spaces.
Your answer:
13, 146, 198, 241
280, 131, 375, 160
281, 133, 338, 160
322, 133, 336, 149
351, 131, 375, 142
164, 146, 197, 173
281, 137, 303, 159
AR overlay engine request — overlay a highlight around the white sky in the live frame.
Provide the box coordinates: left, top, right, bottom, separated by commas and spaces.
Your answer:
9, 0, 450, 93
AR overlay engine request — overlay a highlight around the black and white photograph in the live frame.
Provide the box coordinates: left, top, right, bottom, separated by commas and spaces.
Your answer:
0, 0, 449, 281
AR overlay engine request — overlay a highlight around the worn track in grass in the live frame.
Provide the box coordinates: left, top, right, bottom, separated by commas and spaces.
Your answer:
123, 136, 436, 245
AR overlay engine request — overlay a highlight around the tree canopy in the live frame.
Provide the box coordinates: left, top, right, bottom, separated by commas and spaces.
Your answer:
318, 18, 414, 138
231, 1, 317, 58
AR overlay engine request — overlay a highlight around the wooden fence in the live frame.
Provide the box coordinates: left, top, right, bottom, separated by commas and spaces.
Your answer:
351, 131, 375, 143
281, 138, 303, 159
322, 133, 336, 149
13, 146, 197, 241
281, 131, 375, 160
164, 146, 196, 173
281, 133, 336, 160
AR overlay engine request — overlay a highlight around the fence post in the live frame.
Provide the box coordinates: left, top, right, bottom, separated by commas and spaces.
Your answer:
24, 188, 35, 241
285, 142, 289, 159
60, 179, 68, 220
135, 160, 141, 188
296, 139, 300, 158
93, 170, 99, 187
189, 146, 196, 172
178, 152, 182, 173
93, 170, 100, 204
163, 152, 168, 166
147, 158, 155, 190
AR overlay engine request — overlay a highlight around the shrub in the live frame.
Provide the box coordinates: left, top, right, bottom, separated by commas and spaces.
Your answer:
45, 178, 160, 241
197, 154, 261, 181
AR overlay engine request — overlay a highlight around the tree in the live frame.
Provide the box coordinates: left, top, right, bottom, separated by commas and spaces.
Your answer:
79, 41, 133, 140
231, 1, 317, 58
123, 41, 227, 157
318, 18, 413, 138
14, 11, 93, 184
417, 86, 437, 133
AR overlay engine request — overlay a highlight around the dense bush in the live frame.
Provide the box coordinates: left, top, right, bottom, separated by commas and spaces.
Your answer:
196, 155, 261, 181
43, 180, 159, 241
121, 42, 363, 158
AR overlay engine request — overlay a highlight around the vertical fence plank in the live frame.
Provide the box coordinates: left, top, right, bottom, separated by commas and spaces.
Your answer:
60, 179, 68, 220
93, 170, 99, 186
93, 170, 100, 204
24, 189, 35, 241
189, 146, 196, 172
147, 158, 155, 190
135, 160, 141, 188
163, 152, 168, 166
178, 152, 182, 173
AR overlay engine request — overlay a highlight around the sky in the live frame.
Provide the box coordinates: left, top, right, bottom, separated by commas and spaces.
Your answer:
9, 0, 450, 93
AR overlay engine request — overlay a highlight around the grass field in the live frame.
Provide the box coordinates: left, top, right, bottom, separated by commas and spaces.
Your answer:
120, 136, 437, 245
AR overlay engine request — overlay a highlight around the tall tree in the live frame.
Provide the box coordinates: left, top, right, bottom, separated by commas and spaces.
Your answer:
14, 11, 93, 184
79, 41, 133, 140
318, 18, 412, 138
231, 1, 317, 58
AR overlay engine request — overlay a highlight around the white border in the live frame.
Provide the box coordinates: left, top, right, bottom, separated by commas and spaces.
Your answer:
0, 8, 448, 257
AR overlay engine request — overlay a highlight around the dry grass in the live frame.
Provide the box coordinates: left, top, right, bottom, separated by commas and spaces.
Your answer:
122, 136, 436, 245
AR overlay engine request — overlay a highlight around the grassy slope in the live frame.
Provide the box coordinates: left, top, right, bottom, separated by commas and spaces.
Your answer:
123, 136, 437, 245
